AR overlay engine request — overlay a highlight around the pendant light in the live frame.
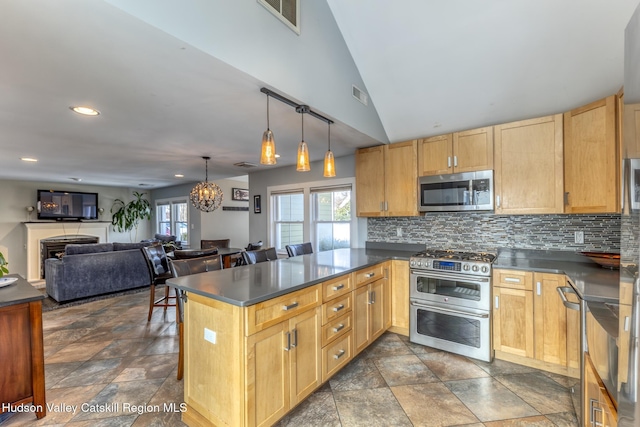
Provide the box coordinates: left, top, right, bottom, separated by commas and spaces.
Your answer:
190, 156, 224, 212
296, 106, 310, 172
323, 121, 336, 177
260, 94, 277, 165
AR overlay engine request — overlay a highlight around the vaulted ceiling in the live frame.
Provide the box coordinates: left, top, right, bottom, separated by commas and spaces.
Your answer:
1, 0, 638, 188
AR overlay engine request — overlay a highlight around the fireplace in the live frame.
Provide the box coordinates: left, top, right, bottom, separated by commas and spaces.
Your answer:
40, 235, 99, 279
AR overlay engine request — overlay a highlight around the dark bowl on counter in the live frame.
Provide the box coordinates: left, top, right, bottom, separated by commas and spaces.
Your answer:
580, 251, 621, 269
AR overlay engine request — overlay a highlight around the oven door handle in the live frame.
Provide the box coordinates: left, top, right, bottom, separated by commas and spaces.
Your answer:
410, 270, 490, 283
410, 301, 490, 319
556, 286, 581, 311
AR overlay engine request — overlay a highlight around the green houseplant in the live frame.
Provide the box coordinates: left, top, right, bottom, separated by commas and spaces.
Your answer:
111, 191, 151, 242
0, 251, 8, 278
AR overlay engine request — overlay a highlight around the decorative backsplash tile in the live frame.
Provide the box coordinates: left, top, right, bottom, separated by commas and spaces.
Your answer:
367, 213, 621, 253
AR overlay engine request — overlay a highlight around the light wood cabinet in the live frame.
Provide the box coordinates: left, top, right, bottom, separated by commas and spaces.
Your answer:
494, 114, 564, 214
493, 269, 580, 378
355, 140, 418, 217
353, 263, 391, 355
584, 353, 618, 427
564, 95, 619, 213
418, 127, 493, 176
624, 102, 640, 157
389, 259, 410, 336
320, 273, 353, 383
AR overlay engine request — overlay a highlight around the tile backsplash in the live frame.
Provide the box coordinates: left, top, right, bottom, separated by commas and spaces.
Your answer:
367, 213, 621, 253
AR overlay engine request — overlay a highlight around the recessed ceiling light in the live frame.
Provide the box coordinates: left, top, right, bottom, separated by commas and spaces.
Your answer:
175, 174, 184, 178
21, 157, 38, 162
138, 183, 152, 187
275, 154, 281, 158
69, 106, 100, 116
70, 177, 82, 182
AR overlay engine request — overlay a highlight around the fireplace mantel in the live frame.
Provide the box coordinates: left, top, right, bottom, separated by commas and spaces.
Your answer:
23, 221, 111, 281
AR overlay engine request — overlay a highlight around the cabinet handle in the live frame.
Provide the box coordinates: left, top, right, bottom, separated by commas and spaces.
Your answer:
334, 349, 346, 360
284, 331, 291, 351
384, 201, 388, 211
380, 201, 384, 211
564, 192, 570, 206
333, 324, 345, 333
333, 283, 345, 291
282, 302, 299, 311
365, 272, 375, 278
496, 195, 501, 208
504, 277, 521, 283
454, 155, 458, 167
447, 156, 451, 168
625, 316, 630, 332
292, 329, 298, 348
495, 296, 499, 309
370, 290, 376, 304
536, 282, 541, 296
333, 304, 345, 312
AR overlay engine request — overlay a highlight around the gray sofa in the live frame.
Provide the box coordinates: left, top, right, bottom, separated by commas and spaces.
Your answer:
45, 242, 153, 302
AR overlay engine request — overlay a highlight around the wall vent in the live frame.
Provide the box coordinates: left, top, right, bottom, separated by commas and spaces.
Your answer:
258, 0, 300, 34
234, 161, 259, 168
352, 85, 368, 106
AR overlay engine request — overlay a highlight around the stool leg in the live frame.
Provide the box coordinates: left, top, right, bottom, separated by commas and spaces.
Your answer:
177, 321, 184, 380
163, 286, 170, 313
148, 283, 155, 321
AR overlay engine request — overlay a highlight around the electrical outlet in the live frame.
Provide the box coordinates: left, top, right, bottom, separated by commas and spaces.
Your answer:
396, 227, 402, 237
575, 231, 584, 244
204, 328, 216, 344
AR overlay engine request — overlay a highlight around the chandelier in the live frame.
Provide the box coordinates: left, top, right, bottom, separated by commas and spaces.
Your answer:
190, 156, 223, 212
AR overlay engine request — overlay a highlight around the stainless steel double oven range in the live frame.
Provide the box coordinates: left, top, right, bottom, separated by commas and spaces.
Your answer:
409, 249, 496, 362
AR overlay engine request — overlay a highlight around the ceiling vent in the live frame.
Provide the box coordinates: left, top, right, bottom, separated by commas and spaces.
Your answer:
352, 85, 368, 106
234, 161, 259, 168
258, 0, 300, 34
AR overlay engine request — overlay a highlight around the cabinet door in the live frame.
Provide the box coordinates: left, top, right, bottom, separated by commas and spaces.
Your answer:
493, 286, 534, 358
418, 134, 453, 176
289, 308, 321, 406
0, 303, 33, 403
385, 140, 419, 217
246, 322, 289, 427
494, 114, 564, 214
353, 284, 371, 354
369, 278, 387, 342
390, 260, 410, 335
624, 102, 640, 157
453, 126, 494, 173
564, 95, 618, 213
355, 145, 385, 217
533, 273, 567, 366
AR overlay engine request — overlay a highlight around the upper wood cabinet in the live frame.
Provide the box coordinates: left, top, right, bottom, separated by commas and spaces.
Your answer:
494, 114, 564, 214
564, 95, 619, 213
624, 102, 640, 158
418, 127, 494, 176
355, 140, 419, 217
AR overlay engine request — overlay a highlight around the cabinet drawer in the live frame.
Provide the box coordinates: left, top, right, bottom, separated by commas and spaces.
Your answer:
322, 294, 352, 325
322, 274, 352, 302
494, 269, 533, 291
354, 264, 385, 288
322, 331, 353, 382
322, 311, 352, 346
245, 285, 320, 335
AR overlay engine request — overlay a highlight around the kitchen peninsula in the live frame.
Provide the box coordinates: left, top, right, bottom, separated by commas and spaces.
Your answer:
167, 248, 413, 427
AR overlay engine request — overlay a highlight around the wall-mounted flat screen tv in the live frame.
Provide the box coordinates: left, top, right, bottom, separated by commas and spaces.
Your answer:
37, 189, 99, 220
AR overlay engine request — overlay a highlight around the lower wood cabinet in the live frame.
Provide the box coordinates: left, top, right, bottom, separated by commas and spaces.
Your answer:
354, 264, 391, 355
246, 307, 321, 427
493, 269, 579, 377
390, 260, 409, 336
584, 353, 618, 427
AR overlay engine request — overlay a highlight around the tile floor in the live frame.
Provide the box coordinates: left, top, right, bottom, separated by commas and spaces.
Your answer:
3, 291, 579, 426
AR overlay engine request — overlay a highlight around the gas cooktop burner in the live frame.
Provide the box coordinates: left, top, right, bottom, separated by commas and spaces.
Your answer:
410, 249, 496, 276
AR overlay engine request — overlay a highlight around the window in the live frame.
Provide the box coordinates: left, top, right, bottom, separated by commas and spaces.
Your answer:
156, 198, 189, 246
268, 178, 357, 254
312, 187, 351, 251
272, 191, 304, 251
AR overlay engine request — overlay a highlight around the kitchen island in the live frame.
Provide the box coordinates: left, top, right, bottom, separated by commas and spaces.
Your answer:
167, 248, 413, 427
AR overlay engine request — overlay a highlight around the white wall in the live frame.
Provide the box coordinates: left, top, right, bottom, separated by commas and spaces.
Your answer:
0, 179, 151, 278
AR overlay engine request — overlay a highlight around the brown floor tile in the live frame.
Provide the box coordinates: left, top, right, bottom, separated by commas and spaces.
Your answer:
46, 340, 112, 363
391, 382, 480, 427
328, 355, 387, 392
274, 391, 341, 427
494, 372, 574, 415
334, 387, 412, 427
362, 332, 414, 359
374, 354, 440, 386
112, 353, 177, 382
483, 415, 555, 426
418, 351, 490, 381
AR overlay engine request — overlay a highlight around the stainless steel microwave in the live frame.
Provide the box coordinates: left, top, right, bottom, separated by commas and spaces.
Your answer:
418, 170, 494, 212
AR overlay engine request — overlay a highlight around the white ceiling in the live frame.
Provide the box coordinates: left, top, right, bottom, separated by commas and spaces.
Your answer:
1, 0, 639, 189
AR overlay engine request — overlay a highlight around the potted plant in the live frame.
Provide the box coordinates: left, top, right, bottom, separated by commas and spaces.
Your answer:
111, 191, 151, 242
0, 251, 8, 278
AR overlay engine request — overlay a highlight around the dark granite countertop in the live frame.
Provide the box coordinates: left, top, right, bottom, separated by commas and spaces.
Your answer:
494, 249, 619, 302
0, 274, 45, 308
167, 248, 414, 307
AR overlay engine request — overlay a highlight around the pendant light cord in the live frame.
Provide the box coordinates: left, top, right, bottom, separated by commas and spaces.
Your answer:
301, 110, 305, 141
328, 122, 331, 151
266, 94, 270, 131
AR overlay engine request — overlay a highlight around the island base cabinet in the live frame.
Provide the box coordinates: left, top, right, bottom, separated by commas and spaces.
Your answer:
246, 307, 321, 427
354, 275, 391, 355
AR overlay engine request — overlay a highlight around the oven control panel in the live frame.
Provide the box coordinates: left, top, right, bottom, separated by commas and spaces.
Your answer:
432, 260, 461, 271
